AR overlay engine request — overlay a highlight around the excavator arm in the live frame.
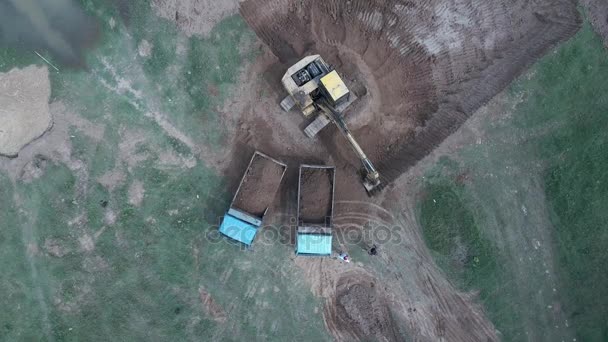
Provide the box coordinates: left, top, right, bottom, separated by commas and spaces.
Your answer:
316, 102, 381, 194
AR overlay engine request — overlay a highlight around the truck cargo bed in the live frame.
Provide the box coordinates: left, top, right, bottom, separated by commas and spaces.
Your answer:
219, 151, 286, 247
232, 152, 287, 219
296, 165, 335, 256
298, 166, 335, 226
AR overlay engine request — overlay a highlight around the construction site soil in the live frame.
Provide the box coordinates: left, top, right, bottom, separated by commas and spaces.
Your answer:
228, 0, 582, 340
332, 271, 400, 341
298, 167, 333, 224
232, 155, 285, 218
240, 0, 581, 185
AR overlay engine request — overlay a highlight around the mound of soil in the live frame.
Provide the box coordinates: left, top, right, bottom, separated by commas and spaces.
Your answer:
232, 154, 286, 217
299, 167, 334, 224
328, 271, 400, 341
240, 0, 580, 186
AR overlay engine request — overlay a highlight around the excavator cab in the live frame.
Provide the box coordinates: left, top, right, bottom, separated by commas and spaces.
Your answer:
318, 70, 350, 107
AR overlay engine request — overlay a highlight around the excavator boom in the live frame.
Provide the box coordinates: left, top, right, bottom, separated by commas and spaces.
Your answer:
317, 103, 381, 193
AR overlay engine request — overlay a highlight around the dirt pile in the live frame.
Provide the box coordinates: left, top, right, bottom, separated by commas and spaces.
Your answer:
232, 154, 286, 217
298, 167, 334, 224
240, 0, 581, 185
325, 271, 401, 341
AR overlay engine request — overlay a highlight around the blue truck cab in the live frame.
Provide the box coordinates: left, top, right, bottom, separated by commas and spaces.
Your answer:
219, 151, 286, 247
295, 165, 335, 256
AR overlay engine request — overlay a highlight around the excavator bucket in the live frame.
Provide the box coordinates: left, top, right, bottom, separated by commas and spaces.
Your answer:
359, 169, 383, 196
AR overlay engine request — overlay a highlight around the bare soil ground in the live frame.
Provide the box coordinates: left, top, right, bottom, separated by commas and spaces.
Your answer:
232, 154, 286, 218
0, 66, 52, 157
198, 286, 228, 323
240, 0, 580, 186
332, 271, 400, 341
151, 0, 240, 37
298, 167, 333, 224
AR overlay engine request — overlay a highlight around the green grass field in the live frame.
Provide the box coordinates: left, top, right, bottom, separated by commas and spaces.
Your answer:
417, 21, 608, 341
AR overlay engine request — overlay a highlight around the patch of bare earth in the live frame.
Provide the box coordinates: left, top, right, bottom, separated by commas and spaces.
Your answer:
240, 0, 580, 187
198, 286, 228, 323
0, 101, 103, 184
0, 66, 52, 157
151, 0, 240, 37
128, 179, 145, 207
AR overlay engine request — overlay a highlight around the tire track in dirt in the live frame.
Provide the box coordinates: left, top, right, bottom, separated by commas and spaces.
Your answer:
333, 200, 499, 341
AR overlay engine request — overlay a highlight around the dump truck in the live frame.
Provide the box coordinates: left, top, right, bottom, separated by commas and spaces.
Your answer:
295, 165, 335, 256
280, 55, 382, 195
219, 151, 287, 246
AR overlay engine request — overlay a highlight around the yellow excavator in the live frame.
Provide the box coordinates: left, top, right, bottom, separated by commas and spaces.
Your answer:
280, 55, 382, 194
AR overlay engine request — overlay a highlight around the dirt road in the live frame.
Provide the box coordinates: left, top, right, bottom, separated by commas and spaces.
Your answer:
0, 66, 52, 157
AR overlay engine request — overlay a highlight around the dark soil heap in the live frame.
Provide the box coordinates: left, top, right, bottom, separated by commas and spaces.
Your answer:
328, 271, 401, 341
232, 155, 286, 218
299, 167, 334, 225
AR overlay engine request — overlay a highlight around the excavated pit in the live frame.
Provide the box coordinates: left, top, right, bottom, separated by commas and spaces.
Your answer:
240, 0, 581, 186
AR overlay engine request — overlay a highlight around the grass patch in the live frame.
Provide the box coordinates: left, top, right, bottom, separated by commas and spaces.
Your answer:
417, 21, 608, 341
0, 48, 41, 72
418, 159, 521, 339
510, 22, 608, 341
0, 175, 46, 341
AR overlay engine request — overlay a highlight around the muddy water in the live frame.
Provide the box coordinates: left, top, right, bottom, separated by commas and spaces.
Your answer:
0, 0, 99, 67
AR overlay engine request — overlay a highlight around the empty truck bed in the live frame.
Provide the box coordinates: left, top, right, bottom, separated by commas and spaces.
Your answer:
231, 153, 286, 219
